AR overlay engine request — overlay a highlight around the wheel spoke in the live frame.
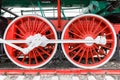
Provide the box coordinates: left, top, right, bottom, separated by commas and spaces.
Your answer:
100, 44, 112, 50
33, 51, 38, 64
14, 33, 24, 38
35, 49, 45, 61
27, 17, 31, 32
69, 31, 83, 38
72, 47, 83, 59
85, 48, 89, 64
107, 39, 114, 43
28, 53, 31, 64
39, 47, 50, 56
89, 48, 95, 64
90, 17, 95, 33
92, 47, 102, 61
85, 17, 89, 34
69, 45, 81, 52
20, 19, 28, 32
34, 20, 39, 33
78, 48, 86, 63
22, 55, 27, 63
78, 19, 86, 34
36, 22, 45, 33
46, 33, 54, 38
82, 19, 88, 34
105, 32, 112, 36
94, 45, 107, 56
94, 26, 108, 37
93, 20, 102, 34
33, 18, 37, 31
14, 24, 25, 35
40, 26, 50, 34
71, 23, 85, 37
15, 51, 22, 59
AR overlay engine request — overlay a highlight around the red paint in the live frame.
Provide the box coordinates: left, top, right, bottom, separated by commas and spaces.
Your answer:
0, 69, 120, 75
50, 20, 68, 31
113, 24, 120, 34
57, 0, 61, 30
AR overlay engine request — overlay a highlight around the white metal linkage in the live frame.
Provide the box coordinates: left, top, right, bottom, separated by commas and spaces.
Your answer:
0, 33, 106, 54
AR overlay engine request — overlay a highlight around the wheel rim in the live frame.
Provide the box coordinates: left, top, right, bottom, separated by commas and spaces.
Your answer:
4, 15, 57, 69
61, 14, 117, 69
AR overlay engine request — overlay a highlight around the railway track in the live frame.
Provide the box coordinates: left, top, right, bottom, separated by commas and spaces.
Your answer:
0, 60, 119, 79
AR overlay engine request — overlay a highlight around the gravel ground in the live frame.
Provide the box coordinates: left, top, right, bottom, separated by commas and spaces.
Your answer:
0, 74, 120, 80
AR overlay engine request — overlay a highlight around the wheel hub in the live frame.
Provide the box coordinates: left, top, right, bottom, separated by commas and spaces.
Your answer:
84, 36, 94, 46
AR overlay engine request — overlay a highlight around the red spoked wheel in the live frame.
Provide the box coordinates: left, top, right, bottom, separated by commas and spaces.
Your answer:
61, 14, 117, 69
3, 15, 57, 69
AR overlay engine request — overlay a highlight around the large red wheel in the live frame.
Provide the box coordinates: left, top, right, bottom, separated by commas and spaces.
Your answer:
61, 14, 117, 69
3, 15, 57, 69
